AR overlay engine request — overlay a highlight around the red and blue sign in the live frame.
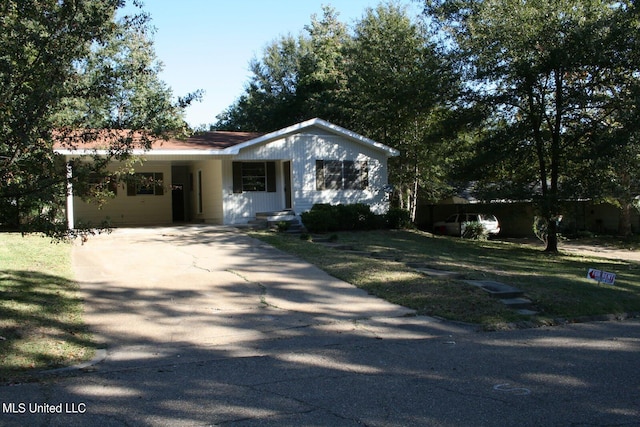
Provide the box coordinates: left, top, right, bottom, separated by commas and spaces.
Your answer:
587, 268, 616, 285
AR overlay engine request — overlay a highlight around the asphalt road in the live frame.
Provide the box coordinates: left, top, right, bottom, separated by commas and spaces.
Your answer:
1, 226, 638, 426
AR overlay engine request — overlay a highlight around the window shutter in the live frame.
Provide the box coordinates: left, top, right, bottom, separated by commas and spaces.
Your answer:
154, 173, 164, 196
266, 162, 276, 192
360, 161, 369, 189
127, 179, 136, 196
315, 160, 324, 190
232, 162, 243, 193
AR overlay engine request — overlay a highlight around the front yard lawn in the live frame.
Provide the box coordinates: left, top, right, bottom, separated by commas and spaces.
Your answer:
250, 229, 640, 329
0, 233, 94, 383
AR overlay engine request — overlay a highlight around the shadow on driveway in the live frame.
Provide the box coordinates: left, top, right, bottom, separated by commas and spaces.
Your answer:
0, 226, 638, 426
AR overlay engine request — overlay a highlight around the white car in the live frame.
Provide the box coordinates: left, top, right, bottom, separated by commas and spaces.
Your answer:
433, 213, 501, 236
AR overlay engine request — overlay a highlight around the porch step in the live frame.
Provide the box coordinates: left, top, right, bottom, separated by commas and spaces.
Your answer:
246, 219, 269, 229
256, 210, 296, 221
254, 210, 304, 232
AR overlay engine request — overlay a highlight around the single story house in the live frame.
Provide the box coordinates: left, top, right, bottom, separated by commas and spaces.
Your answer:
55, 118, 400, 228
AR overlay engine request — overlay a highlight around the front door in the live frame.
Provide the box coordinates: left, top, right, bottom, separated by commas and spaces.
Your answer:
283, 161, 292, 210
172, 184, 185, 222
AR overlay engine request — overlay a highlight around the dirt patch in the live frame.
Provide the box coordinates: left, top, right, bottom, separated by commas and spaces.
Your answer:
560, 243, 640, 262
499, 237, 640, 262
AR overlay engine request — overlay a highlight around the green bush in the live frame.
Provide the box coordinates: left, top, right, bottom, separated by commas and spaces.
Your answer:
385, 208, 412, 229
300, 207, 338, 233
301, 203, 383, 233
461, 221, 488, 240
338, 203, 378, 230
276, 221, 290, 232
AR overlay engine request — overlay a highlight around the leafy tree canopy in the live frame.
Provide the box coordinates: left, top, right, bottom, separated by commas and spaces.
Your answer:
214, 3, 463, 219
425, 0, 640, 249
0, 0, 200, 237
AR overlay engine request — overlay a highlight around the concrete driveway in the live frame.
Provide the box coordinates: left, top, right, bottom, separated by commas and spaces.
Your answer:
1, 226, 639, 426
71, 226, 460, 359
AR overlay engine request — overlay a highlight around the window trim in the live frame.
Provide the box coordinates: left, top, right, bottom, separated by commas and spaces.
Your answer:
126, 172, 164, 196
88, 172, 118, 195
315, 160, 368, 190
232, 161, 276, 193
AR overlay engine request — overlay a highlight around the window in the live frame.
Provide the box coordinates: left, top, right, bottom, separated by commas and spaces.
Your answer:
242, 162, 267, 191
232, 162, 276, 193
315, 160, 368, 190
127, 172, 164, 196
88, 172, 118, 195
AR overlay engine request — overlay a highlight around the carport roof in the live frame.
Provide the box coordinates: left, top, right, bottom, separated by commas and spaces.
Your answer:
53, 129, 263, 155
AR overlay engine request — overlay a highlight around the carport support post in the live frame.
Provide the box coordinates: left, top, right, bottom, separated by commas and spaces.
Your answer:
66, 161, 74, 230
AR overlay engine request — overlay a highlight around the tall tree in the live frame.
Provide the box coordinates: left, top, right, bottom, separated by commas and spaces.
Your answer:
0, 0, 121, 232
297, 5, 350, 123
0, 1, 197, 236
426, 0, 638, 251
215, 6, 350, 131
214, 34, 305, 131
57, 21, 196, 133
214, 3, 460, 219
343, 3, 459, 220
585, 4, 640, 236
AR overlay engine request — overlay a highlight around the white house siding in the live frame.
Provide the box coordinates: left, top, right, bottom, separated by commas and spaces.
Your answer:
222, 130, 391, 224
221, 159, 285, 224
73, 161, 173, 226
293, 131, 389, 215
190, 159, 224, 224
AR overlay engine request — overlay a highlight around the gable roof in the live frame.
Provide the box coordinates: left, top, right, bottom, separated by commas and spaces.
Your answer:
222, 118, 400, 157
54, 118, 399, 157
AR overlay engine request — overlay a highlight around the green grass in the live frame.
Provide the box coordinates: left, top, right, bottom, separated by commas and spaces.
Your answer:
0, 233, 94, 383
250, 229, 640, 329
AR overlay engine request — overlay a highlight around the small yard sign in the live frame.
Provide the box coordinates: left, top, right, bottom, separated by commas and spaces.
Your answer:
587, 268, 616, 285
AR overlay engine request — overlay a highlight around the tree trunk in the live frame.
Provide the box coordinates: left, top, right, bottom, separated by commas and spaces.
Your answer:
544, 68, 562, 254
619, 202, 633, 237
545, 217, 558, 252
409, 163, 419, 223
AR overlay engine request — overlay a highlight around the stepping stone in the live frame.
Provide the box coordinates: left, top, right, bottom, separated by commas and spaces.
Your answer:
465, 280, 539, 316
340, 250, 373, 257
317, 242, 354, 250
405, 262, 430, 268
413, 267, 463, 279
464, 280, 524, 299
500, 297, 533, 309
370, 252, 402, 261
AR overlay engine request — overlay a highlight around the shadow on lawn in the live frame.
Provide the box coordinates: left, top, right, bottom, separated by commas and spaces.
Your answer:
308, 230, 640, 321
1, 227, 638, 425
0, 269, 95, 382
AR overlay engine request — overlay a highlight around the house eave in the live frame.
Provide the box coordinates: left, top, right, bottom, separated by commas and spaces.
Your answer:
53, 118, 401, 158
222, 118, 400, 157
54, 149, 232, 157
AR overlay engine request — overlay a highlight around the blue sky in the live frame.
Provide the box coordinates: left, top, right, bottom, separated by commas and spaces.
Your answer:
136, 1, 420, 128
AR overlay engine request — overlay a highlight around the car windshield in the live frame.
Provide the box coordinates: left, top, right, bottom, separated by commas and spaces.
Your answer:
445, 215, 458, 223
